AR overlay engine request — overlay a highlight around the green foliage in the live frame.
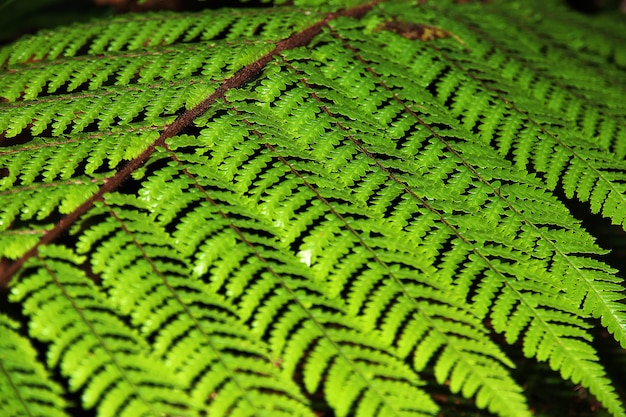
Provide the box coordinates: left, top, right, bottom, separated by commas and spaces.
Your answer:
0, 313, 69, 417
0, 0, 625, 416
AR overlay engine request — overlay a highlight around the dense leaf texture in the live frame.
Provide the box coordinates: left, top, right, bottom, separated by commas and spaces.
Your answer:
0, 0, 625, 416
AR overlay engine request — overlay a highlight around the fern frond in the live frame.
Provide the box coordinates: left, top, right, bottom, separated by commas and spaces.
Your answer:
1, 1, 625, 417
403, 1, 626, 230
9, 245, 195, 417
279, 13, 625, 415
74, 196, 316, 417
222, 49, 536, 416
123, 147, 438, 416
0, 313, 69, 417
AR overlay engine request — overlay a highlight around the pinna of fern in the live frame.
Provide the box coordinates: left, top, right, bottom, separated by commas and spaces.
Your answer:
0, 0, 626, 417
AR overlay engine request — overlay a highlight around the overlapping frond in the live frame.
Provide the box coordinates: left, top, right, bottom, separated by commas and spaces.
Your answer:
0, 6, 323, 259
0, 314, 69, 417
1, 0, 625, 417
72, 198, 319, 416
398, 0, 626, 228
9, 246, 195, 417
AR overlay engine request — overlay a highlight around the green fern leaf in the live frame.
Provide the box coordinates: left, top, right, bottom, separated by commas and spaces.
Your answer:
0, 313, 69, 417
1, 0, 625, 416
9, 245, 196, 417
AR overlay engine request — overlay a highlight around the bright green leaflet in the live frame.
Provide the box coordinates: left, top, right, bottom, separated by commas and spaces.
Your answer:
0, 0, 625, 416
